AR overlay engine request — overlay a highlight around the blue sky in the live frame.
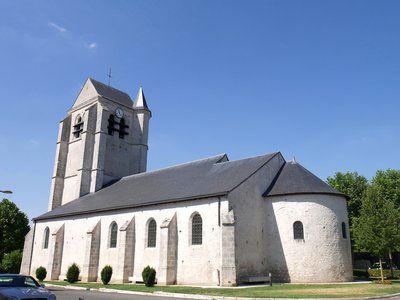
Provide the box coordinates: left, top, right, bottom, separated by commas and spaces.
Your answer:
1, 0, 399, 220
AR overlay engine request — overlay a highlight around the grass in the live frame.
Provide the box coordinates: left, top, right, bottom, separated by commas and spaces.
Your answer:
45, 280, 400, 298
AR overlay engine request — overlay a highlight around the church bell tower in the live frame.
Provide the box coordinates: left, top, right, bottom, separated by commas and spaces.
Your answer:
48, 78, 151, 210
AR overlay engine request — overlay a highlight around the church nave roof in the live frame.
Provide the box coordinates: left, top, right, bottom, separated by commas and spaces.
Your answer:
36, 152, 279, 220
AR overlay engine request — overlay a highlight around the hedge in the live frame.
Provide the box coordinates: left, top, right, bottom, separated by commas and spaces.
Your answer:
368, 269, 400, 278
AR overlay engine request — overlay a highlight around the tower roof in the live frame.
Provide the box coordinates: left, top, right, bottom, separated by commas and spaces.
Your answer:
89, 78, 133, 107
263, 160, 348, 199
71, 78, 133, 111
133, 87, 150, 110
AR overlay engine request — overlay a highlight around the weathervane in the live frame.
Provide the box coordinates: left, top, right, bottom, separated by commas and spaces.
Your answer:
107, 68, 112, 86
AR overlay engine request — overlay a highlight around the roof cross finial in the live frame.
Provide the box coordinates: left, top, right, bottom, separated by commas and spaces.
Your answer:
107, 67, 112, 86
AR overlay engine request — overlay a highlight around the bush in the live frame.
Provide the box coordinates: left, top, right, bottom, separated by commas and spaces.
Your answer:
1, 250, 22, 274
36, 266, 47, 281
101, 265, 113, 285
142, 266, 156, 287
368, 268, 400, 279
66, 263, 80, 283
353, 269, 369, 278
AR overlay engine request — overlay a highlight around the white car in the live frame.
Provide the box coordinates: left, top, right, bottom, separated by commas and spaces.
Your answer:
0, 274, 56, 300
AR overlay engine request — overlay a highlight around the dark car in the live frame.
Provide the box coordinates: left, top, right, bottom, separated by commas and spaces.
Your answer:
0, 274, 56, 300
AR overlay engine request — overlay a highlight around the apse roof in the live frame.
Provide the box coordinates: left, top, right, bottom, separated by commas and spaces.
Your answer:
263, 160, 348, 199
35, 152, 279, 220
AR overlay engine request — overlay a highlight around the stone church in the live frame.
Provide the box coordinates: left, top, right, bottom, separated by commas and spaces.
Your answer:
21, 78, 353, 286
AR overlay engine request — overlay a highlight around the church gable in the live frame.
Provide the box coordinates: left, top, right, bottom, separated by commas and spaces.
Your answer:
70, 78, 99, 111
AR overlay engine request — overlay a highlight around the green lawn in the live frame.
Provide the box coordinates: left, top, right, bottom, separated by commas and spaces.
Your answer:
45, 281, 400, 298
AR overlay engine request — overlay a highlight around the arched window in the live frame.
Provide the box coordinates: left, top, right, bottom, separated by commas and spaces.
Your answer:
293, 221, 304, 240
191, 213, 203, 245
43, 227, 50, 249
147, 219, 157, 248
342, 222, 347, 239
109, 222, 118, 248
73, 115, 84, 138
108, 114, 115, 135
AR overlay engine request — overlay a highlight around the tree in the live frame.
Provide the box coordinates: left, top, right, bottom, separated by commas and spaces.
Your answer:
327, 172, 368, 246
353, 185, 400, 282
0, 199, 30, 262
370, 169, 400, 274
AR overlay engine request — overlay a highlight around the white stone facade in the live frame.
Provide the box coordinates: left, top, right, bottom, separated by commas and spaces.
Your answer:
266, 194, 353, 282
29, 197, 229, 285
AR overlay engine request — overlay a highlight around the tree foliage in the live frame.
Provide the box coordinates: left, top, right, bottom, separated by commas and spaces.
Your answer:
327, 172, 368, 225
0, 199, 30, 261
1, 250, 23, 274
371, 169, 400, 207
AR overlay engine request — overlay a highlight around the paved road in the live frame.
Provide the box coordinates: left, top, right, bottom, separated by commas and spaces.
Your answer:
48, 287, 400, 300
49, 287, 186, 300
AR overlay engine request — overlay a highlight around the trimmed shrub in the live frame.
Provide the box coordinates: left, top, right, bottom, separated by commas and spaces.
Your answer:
101, 265, 113, 285
66, 263, 80, 283
36, 266, 47, 281
142, 266, 156, 287
1, 250, 22, 274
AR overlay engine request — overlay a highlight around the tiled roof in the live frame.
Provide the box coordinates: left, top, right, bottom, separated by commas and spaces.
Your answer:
264, 160, 347, 199
35, 152, 278, 220
89, 78, 133, 107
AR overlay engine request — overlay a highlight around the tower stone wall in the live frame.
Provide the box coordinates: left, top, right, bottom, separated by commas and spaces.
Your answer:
48, 78, 151, 210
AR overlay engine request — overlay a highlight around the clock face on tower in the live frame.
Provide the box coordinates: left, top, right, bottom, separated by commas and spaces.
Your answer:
115, 108, 124, 118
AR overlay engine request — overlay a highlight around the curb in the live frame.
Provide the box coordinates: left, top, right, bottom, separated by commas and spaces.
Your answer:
44, 284, 400, 300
